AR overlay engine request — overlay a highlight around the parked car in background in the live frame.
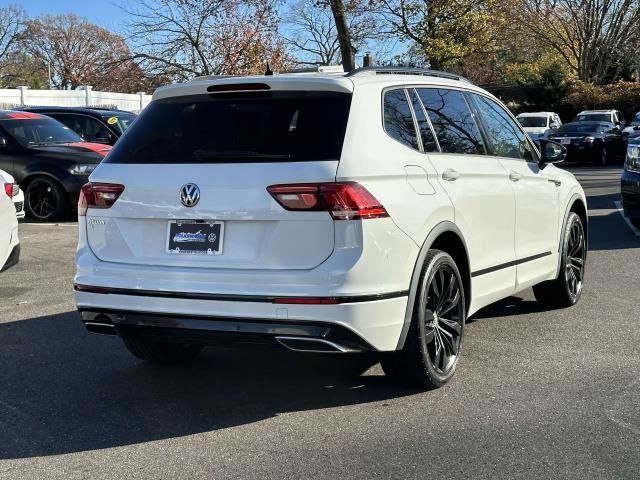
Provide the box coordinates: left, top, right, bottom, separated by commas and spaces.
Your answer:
516, 112, 562, 143
572, 109, 625, 127
75, 68, 588, 390
622, 112, 640, 144
17, 107, 136, 146
622, 138, 640, 228
0, 171, 19, 272
0, 168, 25, 219
0, 111, 111, 221
549, 121, 625, 165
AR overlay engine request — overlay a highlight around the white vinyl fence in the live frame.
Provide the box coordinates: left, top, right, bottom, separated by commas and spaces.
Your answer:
0, 86, 152, 113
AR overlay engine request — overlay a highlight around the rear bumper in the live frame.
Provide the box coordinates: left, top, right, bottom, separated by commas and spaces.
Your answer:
79, 308, 377, 352
75, 289, 408, 351
621, 169, 640, 218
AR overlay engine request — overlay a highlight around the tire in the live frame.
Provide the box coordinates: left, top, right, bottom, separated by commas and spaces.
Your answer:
533, 212, 586, 308
381, 250, 466, 389
25, 176, 70, 222
599, 147, 608, 166
121, 335, 203, 363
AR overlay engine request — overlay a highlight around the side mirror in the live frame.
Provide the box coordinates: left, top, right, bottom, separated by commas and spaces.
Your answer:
539, 140, 566, 166
550, 122, 559, 129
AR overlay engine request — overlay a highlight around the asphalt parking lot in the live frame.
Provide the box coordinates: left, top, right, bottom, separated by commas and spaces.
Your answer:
0, 166, 638, 480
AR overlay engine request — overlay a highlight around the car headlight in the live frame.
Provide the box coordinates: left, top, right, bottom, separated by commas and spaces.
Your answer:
625, 144, 640, 173
583, 136, 595, 143
69, 164, 97, 175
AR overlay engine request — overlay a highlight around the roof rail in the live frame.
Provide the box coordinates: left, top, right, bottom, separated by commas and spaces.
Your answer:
346, 66, 470, 83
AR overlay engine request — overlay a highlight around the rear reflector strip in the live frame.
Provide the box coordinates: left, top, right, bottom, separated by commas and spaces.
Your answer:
272, 297, 341, 305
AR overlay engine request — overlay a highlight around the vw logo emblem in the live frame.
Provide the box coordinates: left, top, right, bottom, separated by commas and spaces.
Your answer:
180, 183, 200, 207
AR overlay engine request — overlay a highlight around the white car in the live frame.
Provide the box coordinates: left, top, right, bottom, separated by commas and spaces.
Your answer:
75, 67, 588, 388
1, 170, 20, 272
516, 112, 562, 142
0, 169, 25, 219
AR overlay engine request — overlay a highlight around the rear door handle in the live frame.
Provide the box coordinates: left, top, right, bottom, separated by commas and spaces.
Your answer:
442, 169, 460, 181
509, 171, 522, 182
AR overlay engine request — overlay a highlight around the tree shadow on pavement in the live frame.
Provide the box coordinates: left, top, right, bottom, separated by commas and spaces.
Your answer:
0, 311, 415, 459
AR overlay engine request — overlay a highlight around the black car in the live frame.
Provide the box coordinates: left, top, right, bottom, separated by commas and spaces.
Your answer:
17, 107, 136, 146
549, 121, 625, 165
0, 111, 111, 221
622, 138, 640, 228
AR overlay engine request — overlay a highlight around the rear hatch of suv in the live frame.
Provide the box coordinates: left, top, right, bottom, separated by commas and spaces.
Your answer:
83, 78, 353, 270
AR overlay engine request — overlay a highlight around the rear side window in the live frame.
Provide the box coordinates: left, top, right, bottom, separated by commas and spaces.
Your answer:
471, 94, 536, 162
104, 91, 351, 163
417, 88, 485, 155
54, 114, 112, 143
383, 89, 419, 150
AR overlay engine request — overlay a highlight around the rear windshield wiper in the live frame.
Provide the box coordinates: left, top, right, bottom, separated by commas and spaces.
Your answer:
193, 149, 292, 161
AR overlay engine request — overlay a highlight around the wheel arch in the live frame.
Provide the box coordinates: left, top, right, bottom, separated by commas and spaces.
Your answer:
555, 193, 588, 277
395, 221, 471, 350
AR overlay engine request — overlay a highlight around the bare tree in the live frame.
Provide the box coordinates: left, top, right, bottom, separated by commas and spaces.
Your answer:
284, 0, 381, 67
124, 0, 289, 80
20, 14, 150, 92
0, 4, 24, 61
517, 0, 640, 84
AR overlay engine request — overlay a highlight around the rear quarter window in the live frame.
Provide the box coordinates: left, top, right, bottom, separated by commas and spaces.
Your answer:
382, 89, 420, 150
104, 91, 352, 163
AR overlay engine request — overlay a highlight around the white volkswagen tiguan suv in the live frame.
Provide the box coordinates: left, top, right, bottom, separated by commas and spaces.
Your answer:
75, 68, 587, 388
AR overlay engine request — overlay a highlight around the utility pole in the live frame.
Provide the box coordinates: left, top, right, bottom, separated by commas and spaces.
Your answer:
328, 0, 355, 72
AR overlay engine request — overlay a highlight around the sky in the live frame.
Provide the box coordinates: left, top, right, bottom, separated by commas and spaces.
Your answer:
8, 0, 129, 32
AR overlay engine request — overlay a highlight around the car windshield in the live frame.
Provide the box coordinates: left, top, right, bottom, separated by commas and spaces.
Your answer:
573, 113, 610, 123
101, 113, 136, 134
629, 113, 640, 126
104, 91, 352, 164
518, 116, 548, 128
556, 122, 610, 134
0, 116, 83, 147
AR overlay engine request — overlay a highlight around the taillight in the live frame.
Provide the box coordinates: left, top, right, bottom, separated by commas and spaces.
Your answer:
267, 182, 388, 220
78, 182, 124, 216
3, 183, 18, 198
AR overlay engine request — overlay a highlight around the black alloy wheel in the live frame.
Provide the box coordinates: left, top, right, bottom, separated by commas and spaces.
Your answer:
565, 215, 586, 302
25, 177, 68, 221
533, 212, 586, 308
423, 265, 464, 375
600, 147, 608, 165
382, 250, 466, 389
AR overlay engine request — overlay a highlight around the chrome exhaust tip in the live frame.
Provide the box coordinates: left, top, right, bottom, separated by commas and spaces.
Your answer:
84, 321, 118, 336
275, 336, 358, 353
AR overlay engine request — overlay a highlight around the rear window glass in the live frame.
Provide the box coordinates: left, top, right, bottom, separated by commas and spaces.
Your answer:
105, 92, 351, 163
